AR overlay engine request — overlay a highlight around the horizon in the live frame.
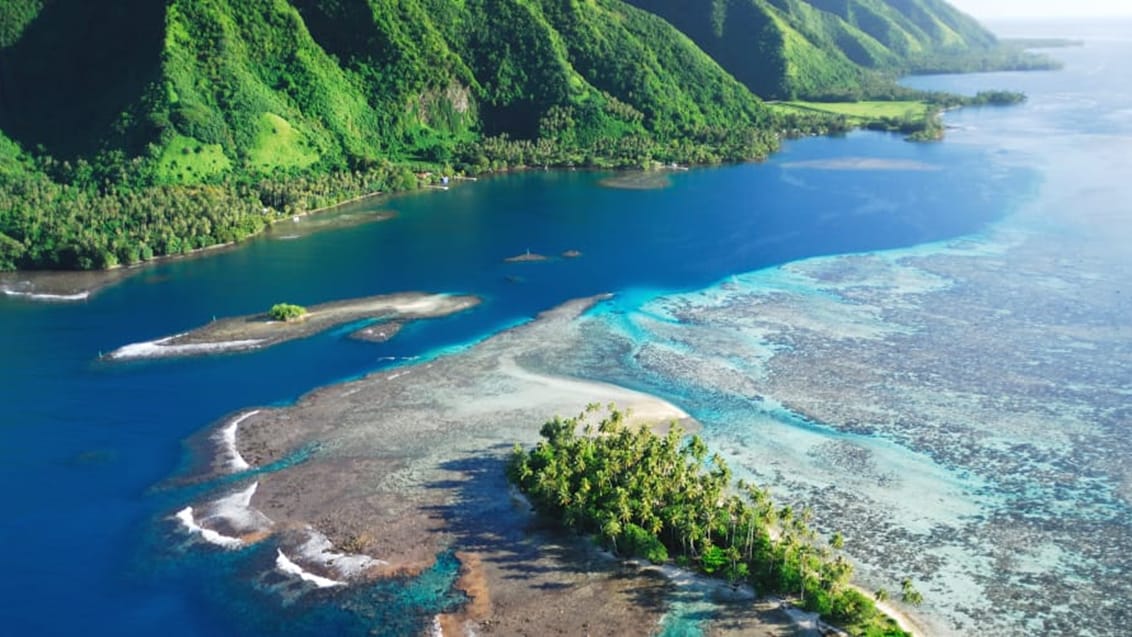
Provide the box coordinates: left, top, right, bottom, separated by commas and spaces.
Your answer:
948, 0, 1132, 20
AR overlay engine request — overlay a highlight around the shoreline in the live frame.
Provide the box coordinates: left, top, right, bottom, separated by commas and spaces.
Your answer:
0, 191, 397, 302
0, 110, 954, 305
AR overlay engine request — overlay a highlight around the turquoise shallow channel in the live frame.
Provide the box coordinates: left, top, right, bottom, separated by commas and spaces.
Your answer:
2, 19, 1131, 637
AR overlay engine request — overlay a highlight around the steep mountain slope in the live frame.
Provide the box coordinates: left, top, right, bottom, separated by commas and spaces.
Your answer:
0, 0, 165, 158
0, 0, 786, 269
0, 0, 775, 175
0, 0, 1021, 270
623, 0, 999, 98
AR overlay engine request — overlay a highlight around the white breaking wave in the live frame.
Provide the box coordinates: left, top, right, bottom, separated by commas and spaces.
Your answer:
174, 482, 272, 548
212, 410, 259, 471
275, 549, 343, 588
108, 334, 264, 359
174, 507, 245, 549
1, 287, 90, 302
296, 528, 387, 578
430, 615, 444, 637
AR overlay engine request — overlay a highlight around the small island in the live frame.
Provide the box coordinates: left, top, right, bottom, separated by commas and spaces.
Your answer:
503, 250, 549, 263
348, 320, 403, 343
509, 406, 920, 637
106, 292, 479, 360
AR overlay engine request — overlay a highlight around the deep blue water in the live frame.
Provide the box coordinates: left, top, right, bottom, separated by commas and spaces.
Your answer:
5, 26, 1120, 636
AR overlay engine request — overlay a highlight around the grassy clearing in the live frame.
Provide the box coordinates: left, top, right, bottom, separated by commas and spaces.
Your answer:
773, 100, 930, 121
155, 134, 231, 183
248, 112, 320, 172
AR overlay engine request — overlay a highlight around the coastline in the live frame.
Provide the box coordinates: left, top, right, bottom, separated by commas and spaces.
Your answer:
0, 92, 1000, 305
0, 267, 142, 302
0, 190, 397, 303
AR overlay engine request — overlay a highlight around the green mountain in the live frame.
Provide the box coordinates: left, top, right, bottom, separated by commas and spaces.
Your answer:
0, 0, 778, 176
622, 0, 999, 99
0, 0, 1025, 270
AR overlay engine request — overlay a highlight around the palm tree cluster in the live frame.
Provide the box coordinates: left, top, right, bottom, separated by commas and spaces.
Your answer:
0, 155, 419, 271
507, 405, 910, 637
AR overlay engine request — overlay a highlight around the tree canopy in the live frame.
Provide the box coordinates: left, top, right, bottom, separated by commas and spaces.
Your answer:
268, 302, 307, 322
508, 405, 916, 636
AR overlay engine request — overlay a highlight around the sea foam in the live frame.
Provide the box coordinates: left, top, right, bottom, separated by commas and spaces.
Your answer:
212, 410, 259, 472
174, 507, 245, 549
174, 482, 272, 548
295, 528, 386, 578
108, 334, 264, 359
1, 287, 90, 302
275, 549, 343, 588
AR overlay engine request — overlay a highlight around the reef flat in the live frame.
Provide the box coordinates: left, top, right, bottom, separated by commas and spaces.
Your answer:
175, 296, 824, 635
0, 268, 139, 301
582, 133, 1132, 635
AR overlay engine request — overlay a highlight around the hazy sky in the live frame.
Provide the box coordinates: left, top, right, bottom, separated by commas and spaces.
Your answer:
948, 0, 1132, 19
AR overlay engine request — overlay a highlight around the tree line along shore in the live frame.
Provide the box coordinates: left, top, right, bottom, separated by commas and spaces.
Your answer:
508, 406, 925, 637
0, 0, 1048, 272
0, 86, 1023, 273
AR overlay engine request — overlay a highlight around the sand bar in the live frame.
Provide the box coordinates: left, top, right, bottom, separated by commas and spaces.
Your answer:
107, 292, 478, 360
503, 250, 549, 263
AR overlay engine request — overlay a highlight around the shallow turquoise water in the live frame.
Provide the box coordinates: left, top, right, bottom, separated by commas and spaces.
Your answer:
3, 23, 1128, 637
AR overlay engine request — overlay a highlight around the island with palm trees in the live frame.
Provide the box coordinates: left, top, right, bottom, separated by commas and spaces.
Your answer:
507, 404, 922, 636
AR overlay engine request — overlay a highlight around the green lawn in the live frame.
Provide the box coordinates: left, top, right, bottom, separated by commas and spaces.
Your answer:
771, 100, 930, 121
248, 112, 320, 172
155, 134, 231, 183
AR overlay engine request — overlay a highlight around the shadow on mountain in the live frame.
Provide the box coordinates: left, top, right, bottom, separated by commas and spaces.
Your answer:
0, 0, 164, 158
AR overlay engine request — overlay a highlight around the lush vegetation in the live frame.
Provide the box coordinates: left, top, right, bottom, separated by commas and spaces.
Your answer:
0, 0, 1041, 271
905, 44, 1061, 75
508, 406, 917, 636
774, 100, 931, 121
770, 88, 1025, 142
0, 150, 421, 270
268, 303, 307, 322
623, 0, 1046, 100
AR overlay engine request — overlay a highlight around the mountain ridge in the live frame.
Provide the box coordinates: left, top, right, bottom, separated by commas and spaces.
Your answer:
0, 0, 1047, 270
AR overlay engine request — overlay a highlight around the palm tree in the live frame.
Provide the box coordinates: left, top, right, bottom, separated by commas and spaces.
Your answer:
901, 578, 924, 606
602, 514, 622, 554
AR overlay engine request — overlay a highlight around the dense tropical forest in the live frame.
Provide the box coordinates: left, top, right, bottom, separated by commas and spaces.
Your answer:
0, 0, 1053, 270
508, 406, 922, 636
